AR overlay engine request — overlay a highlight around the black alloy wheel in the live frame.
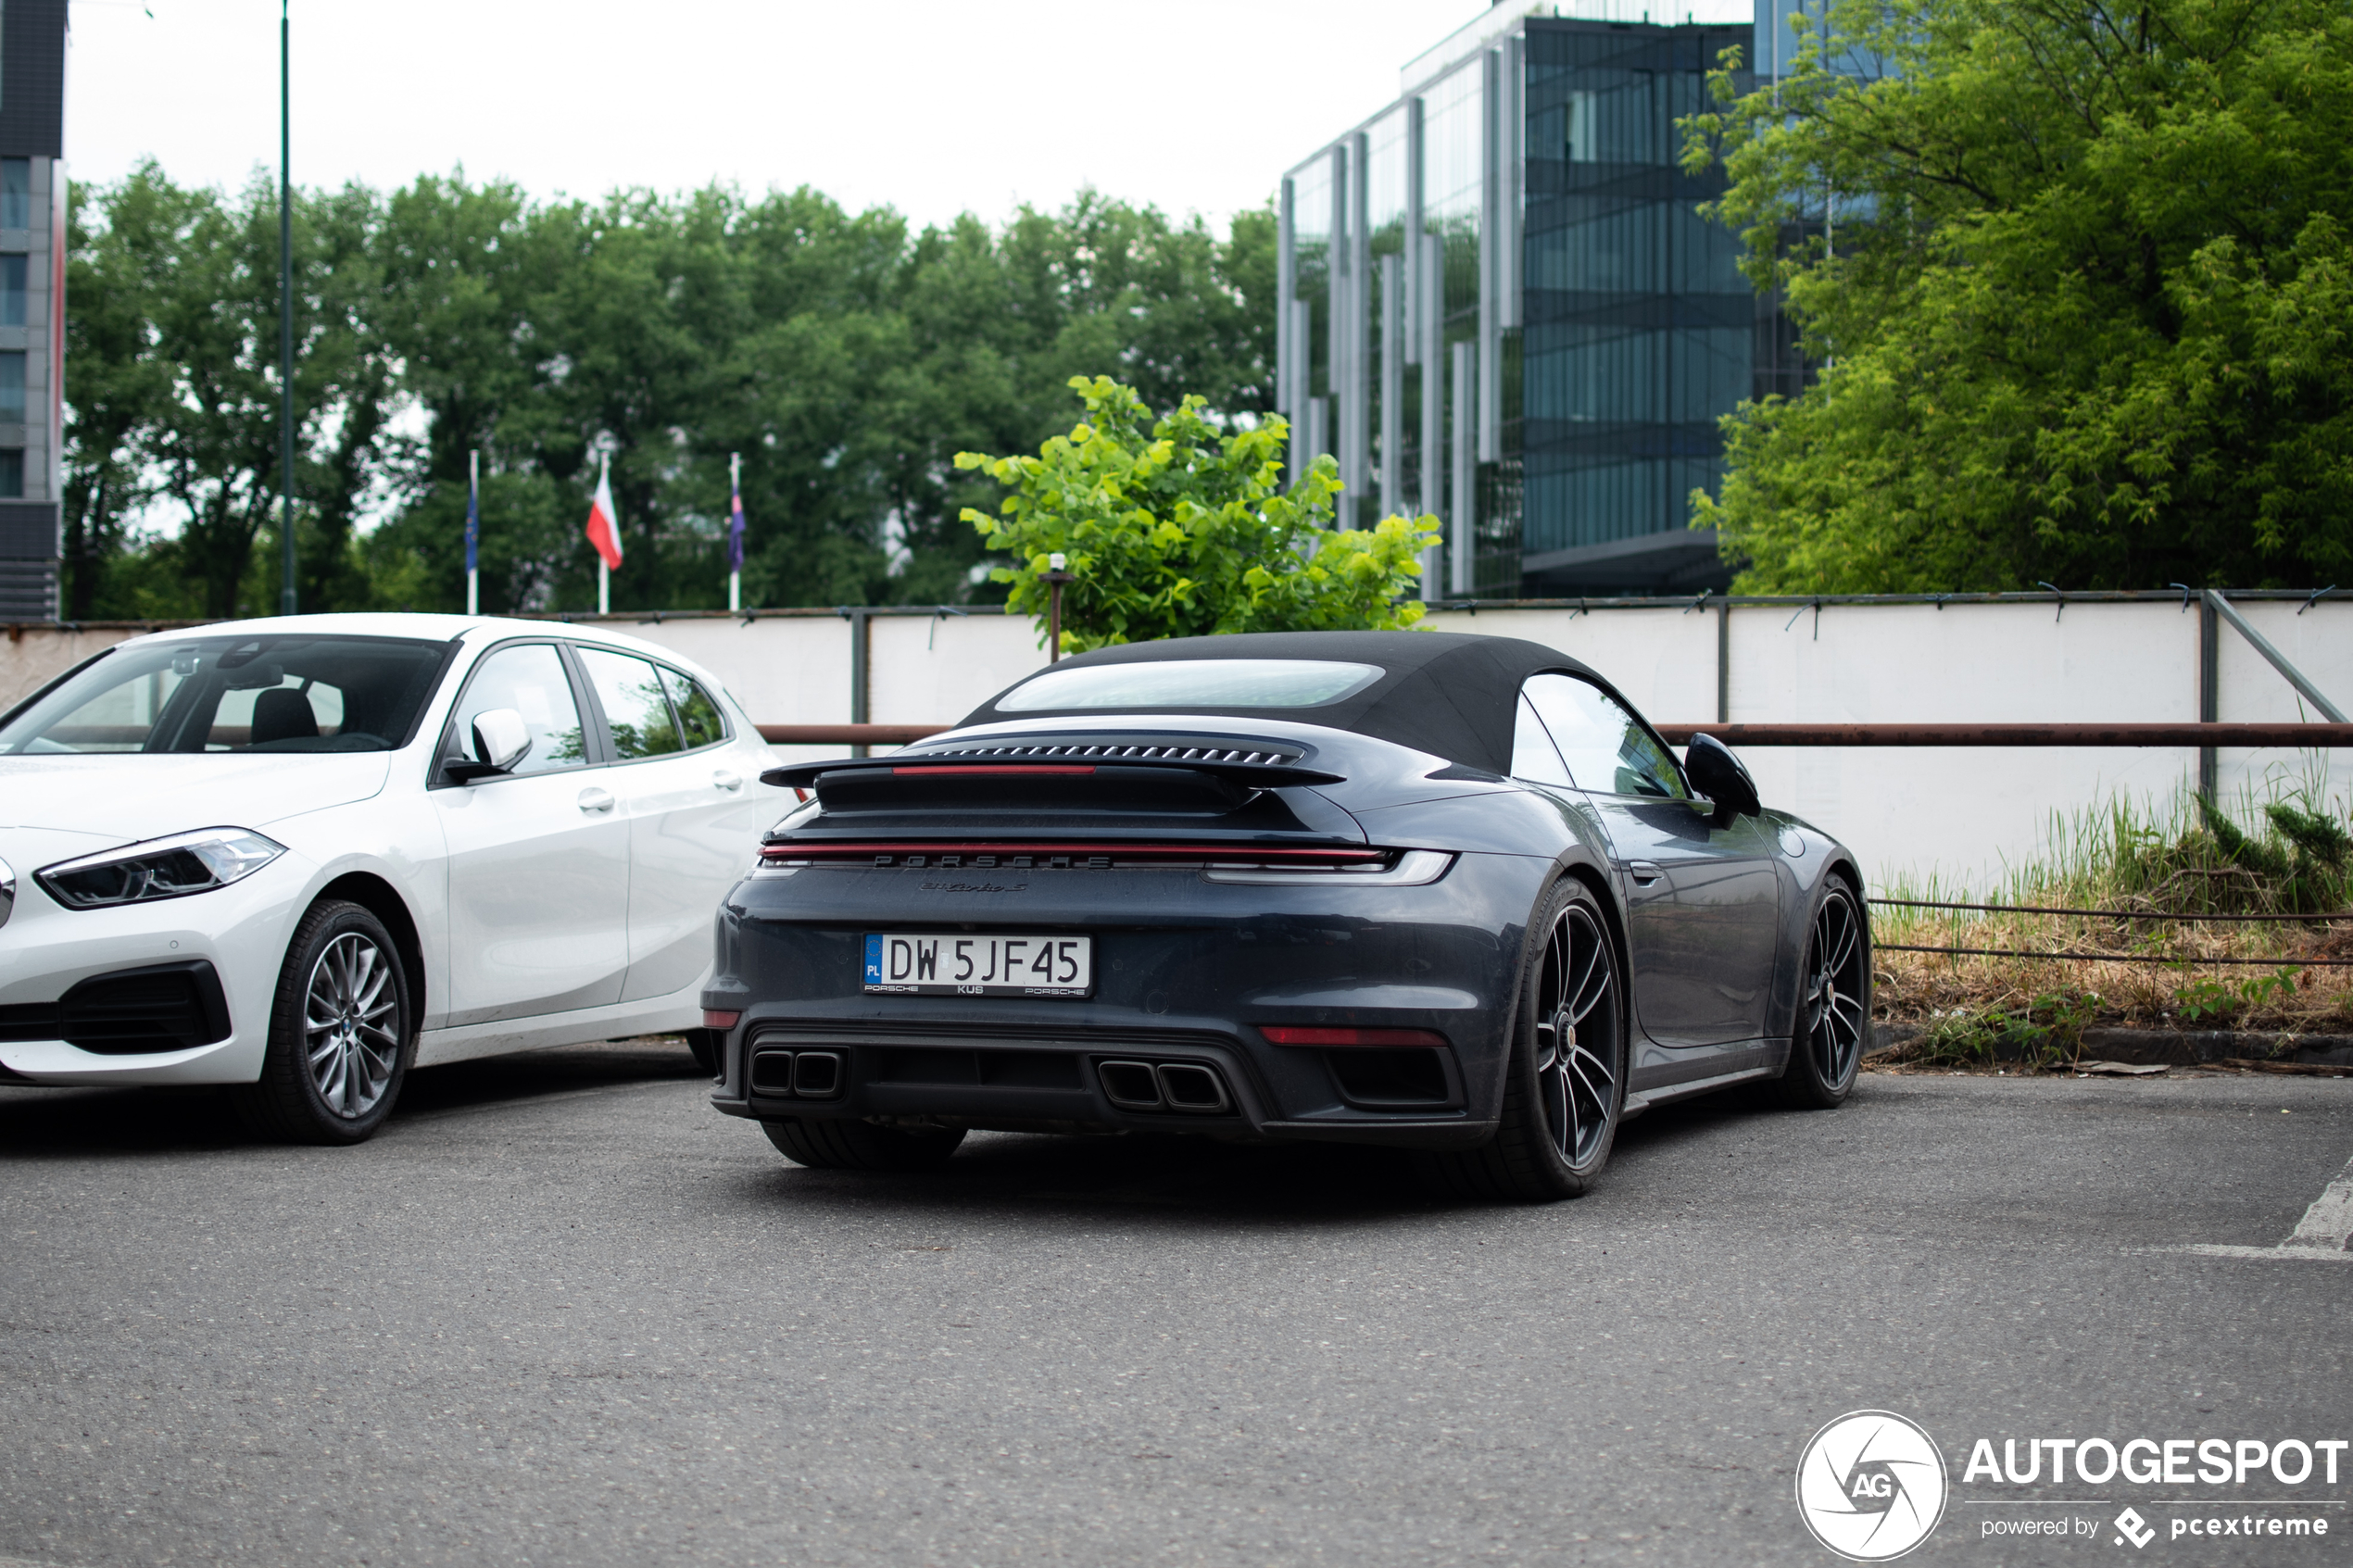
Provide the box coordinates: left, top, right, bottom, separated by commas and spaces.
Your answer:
232, 899, 414, 1145
1775, 872, 1868, 1108
1425, 878, 1626, 1202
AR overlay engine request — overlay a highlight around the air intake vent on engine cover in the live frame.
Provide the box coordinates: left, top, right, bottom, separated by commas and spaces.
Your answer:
906, 736, 1306, 768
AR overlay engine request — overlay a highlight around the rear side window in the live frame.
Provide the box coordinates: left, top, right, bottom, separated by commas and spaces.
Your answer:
576, 646, 683, 760
658, 668, 729, 750
451, 644, 588, 774
1510, 695, 1575, 788
1522, 673, 1687, 799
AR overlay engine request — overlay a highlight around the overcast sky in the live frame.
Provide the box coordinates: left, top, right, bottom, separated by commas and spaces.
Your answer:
65, 0, 1505, 231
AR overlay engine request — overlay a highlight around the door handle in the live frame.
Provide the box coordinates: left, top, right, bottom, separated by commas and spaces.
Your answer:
1626, 860, 1664, 885
577, 787, 616, 814
711, 770, 742, 792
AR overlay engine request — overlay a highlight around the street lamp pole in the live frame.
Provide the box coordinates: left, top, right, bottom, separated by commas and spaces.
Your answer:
278, 0, 296, 617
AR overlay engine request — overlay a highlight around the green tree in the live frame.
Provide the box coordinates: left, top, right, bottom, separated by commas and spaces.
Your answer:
956, 375, 1436, 655
1681, 0, 2353, 592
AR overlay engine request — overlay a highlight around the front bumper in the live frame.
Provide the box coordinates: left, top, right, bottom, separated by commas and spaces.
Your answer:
705, 851, 1551, 1150
0, 832, 305, 1085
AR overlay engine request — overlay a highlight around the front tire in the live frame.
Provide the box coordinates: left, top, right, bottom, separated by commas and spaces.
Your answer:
1773, 872, 1868, 1108
762, 1117, 966, 1172
231, 899, 414, 1146
1424, 878, 1627, 1202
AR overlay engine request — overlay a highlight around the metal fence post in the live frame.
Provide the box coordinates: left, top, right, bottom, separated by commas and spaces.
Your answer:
2198, 594, 2219, 797
1717, 601, 1730, 723
846, 607, 872, 758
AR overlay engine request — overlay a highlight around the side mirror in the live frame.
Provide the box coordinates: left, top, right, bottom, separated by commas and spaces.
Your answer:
447, 709, 533, 783
1684, 733, 1760, 819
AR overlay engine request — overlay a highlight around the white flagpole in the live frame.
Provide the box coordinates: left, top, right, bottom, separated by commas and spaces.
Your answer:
728, 452, 742, 612
597, 452, 611, 615
466, 449, 479, 617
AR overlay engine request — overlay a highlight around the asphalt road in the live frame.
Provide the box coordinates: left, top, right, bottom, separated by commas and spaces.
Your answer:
1, 1050, 2347, 1568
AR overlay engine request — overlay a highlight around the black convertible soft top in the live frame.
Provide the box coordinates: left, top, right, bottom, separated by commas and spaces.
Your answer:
958, 631, 1601, 776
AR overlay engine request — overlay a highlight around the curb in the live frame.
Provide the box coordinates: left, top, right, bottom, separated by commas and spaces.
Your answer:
1869, 1022, 2353, 1068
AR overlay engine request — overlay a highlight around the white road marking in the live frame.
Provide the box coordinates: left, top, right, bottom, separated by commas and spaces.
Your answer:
2151, 1152, 2353, 1261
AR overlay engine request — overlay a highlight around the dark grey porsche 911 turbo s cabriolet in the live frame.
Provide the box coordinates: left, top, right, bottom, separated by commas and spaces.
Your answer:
702, 631, 1869, 1201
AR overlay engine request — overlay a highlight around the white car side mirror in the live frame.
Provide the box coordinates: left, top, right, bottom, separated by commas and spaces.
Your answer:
470, 709, 533, 773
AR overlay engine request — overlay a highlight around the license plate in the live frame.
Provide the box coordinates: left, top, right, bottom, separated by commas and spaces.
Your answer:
862, 933, 1092, 997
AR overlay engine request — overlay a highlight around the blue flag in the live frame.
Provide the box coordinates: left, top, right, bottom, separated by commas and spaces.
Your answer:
727, 474, 747, 573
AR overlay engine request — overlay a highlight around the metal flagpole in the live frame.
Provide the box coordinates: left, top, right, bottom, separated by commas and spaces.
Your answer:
465, 449, 479, 616
278, 0, 296, 616
728, 452, 742, 612
598, 452, 610, 615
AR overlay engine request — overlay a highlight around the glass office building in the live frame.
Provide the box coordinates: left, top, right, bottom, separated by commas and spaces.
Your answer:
1277, 1, 1811, 597
0, 0, 68, 620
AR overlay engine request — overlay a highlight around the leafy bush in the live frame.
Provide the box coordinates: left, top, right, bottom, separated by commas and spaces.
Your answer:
1914, 989, 2098, 1070
957, 376, 1441, 655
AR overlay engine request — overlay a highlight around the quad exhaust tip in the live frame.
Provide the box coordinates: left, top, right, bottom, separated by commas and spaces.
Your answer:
749, 1047, 846, 1100
1097, 1059, 1231, 1114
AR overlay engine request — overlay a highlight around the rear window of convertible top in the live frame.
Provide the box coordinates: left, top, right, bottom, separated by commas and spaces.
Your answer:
994, 659, 1384, 713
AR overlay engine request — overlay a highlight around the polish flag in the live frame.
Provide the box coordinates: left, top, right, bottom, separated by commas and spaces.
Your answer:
585, 455, 623, 571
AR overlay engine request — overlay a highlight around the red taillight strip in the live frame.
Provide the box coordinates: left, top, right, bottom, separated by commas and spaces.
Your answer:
890, 764, 1096, 776
1259, 1026, 1451, 1047
758, 841, 1384, 862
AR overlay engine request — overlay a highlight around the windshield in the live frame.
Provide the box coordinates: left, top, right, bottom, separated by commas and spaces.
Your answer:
996, 659, 1384, 712
0, 633, 451, 756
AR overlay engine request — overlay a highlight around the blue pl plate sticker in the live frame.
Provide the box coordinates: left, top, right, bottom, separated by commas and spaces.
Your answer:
863, 933, 884, 985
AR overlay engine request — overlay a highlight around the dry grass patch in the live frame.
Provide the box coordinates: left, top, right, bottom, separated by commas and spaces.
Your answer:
1869, 778, 2353, 1067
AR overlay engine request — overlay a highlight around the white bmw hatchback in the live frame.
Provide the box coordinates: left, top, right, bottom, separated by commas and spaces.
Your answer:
0, 612, 784, 1143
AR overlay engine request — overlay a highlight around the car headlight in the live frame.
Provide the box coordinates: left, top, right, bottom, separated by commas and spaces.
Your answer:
36, 828, 287, 910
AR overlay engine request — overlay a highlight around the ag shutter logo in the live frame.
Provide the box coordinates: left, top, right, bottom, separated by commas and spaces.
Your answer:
1796, 1410, 1950, 1562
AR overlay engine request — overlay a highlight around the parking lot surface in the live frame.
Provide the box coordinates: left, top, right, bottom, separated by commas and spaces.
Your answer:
2, 1049, 2347, 1567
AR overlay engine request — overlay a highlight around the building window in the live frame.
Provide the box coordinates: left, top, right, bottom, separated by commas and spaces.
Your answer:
0, 451, 24, 499
0, 160, 28, 231
0, 352, 24, 422
0, 255, 25, 327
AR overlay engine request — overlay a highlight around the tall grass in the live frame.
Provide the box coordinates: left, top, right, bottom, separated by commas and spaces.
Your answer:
1871, 767, 2353, 1049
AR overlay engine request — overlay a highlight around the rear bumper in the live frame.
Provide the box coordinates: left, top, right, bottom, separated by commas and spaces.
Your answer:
703, 851, 1554, 1151
709, 1018, 1492, 1149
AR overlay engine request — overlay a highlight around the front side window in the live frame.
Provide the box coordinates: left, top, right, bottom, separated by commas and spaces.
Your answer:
0, 634, 448, 755
575, 646, 682, 759
447, 643, 587, 775
1522, 673, 1687, 799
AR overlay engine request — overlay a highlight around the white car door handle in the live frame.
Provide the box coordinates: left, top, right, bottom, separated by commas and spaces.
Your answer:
577, 787, 616, 814
1626, 860, 1663, 885
711, 770, 742, 792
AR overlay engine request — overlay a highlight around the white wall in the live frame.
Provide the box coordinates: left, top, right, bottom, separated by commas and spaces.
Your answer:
13, 599, 2348, 893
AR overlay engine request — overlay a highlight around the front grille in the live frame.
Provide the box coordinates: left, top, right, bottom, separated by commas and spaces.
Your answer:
0, 961, 233, 1055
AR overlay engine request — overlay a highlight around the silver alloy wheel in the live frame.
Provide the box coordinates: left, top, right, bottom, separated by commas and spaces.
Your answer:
1801, 888, 1868, 1087
304, 931, 400, 1119
1530, 901, 1619, 1166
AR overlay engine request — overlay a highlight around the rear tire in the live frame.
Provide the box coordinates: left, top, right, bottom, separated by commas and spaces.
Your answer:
231, 899, 413, 1146
1422, 878, 1626, 1202
761, 1117, 966, 1171
1773, 872, 1868, 1109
